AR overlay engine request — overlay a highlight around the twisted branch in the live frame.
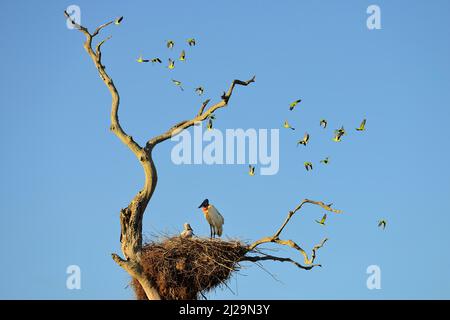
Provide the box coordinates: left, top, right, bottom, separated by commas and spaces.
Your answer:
148, 76, 256, 146
244, 199, 342, 270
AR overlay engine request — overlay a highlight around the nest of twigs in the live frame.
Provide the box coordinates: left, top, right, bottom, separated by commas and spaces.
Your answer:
131, 236, 249, 300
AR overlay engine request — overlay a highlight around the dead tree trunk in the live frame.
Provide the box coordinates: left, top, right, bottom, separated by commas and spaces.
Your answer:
64, 12, 256, 300
65, 12, 343, 300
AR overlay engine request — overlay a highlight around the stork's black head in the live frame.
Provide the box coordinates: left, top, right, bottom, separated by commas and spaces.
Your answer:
198, 199, 209, 208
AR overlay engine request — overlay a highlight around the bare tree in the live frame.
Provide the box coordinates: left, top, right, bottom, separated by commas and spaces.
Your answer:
64, 12, 342, 300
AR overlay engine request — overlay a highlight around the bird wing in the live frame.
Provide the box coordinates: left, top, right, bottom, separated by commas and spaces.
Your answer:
210, 205, 224, 225
208, 205, 224, 236
204, 212, 214, 226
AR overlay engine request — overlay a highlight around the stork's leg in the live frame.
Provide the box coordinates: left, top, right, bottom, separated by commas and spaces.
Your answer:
210, 225, 213, 239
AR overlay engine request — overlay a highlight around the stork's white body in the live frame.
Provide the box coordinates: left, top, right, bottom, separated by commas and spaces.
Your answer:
202, 205, 224, 237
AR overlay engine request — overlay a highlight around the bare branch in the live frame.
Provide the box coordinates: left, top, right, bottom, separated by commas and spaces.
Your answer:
96, 35, 112, 55
148, 76, 256, 146
64, 10, 89, 34
171, 120, 189, 130
64, 11, 143, 157
92, 20, 115, 37
245, 236, 328, 269
222, 75, 256, 104
249, 199, 341, 251
198, 99, 211, 116
272, 199, 341, 240
242, 254, 322, 270
244, 199, 340, 269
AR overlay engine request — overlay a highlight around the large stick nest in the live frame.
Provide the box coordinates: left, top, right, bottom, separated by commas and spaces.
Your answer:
129, 200, 338, 299
131, 236, 249, 300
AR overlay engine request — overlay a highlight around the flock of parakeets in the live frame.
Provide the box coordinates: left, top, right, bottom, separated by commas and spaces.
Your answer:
115, 18, 385, 230
252, 97, 367, 174
284, 98, 367, 172
133, 34, 218, 128
127, 17, 203, 96
136, 38, 201, 93
250, 98, 385, 229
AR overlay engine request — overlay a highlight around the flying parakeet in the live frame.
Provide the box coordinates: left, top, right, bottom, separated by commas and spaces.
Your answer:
378, 219, 387, 230
289, 99, 302, 111
195, 87, 204, 96
320, 157, 329, 164
136, 55, 150, 63
283, 120, 295, 130
168, 58, 175, 69
114, 16, 123, 25
333, 126, 346, 142
172, 79, 184, 91
151, 58, 162, 64
207, 118, 213, 130
304, 161, 313, 171
248, 165, 255, 176
167, 40, 174, 49
179, 50, 186, 61
356, 119, 367, 131
320, 119, 328, 129
187, 38, 196, 46
297, 132, 310, 146
315, 214, 327, 225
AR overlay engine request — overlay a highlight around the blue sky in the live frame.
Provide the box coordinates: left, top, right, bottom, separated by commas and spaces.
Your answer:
1, 0, 450, 299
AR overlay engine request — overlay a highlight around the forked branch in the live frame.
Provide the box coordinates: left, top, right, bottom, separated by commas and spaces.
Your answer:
148, 76, 256, 146
244, 199, 342, 270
